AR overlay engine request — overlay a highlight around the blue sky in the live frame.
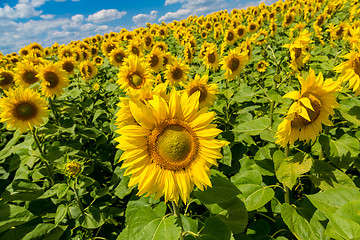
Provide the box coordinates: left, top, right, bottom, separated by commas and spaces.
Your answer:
0, 0, 273, 54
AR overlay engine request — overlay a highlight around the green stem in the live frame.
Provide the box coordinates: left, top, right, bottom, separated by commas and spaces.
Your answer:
269, 100, 275, 128
31, 128, 55, 185
172, 201, 184, 240
48, 97, 59, 125
284, 145, 290, 204
73, 177, 85, 216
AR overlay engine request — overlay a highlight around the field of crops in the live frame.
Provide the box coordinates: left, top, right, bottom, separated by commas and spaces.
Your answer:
1, 0, 360, 239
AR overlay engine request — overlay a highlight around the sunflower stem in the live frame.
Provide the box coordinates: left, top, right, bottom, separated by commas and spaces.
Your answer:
73, 177, 85, 216
48, 97, 59, 125
172, 201, 184, 240
284, 144, 290, 204
269, 100, 275, 128
31, 128, 55, 185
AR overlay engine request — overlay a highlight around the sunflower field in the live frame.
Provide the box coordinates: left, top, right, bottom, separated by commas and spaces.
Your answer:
1, 0, 360, 239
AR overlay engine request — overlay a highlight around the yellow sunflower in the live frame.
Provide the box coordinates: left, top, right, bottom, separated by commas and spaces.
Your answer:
0, 87, 48, 132
93, 56, 104, 66
184, 74, 218, 108
164, 59, 190, 86
109, 47, 127, 67
14, 61, 41, 88
224, 27, 238, 46
220, 48, 248, 81
256, 60, 269, 72
0, 69, 15, 90
58, 57, 77, 76
126, 39, 143, 57
202, 43, 220, 71
148, 48, 164, 73
37, 63, 68, 97
79, 60, 98, 81
283, 30, 312, 71
117, 55, 154, 93
333, 49, 360, 96
236, 25, 247, 39
114, 90, 228, 204
275, 69, 342, 147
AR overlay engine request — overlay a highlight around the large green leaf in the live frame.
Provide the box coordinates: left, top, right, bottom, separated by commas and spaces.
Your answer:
273, 151, 312, 189
281, 203, 318, 240
207, 197, 248, 234
141, 215, 181, 240
0, 203, 36, 233
194, 170, 241, 204
79, 206, 105, 229
199, 217, 231, 240
243, 185, 275, 211
339, 98, 360, 127
307, 188, 360, 214
326, 212, 360, 240
1, 179, 44, 201
233, 117, 270, 136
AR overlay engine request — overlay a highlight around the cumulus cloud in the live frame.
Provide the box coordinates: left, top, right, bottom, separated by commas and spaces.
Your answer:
158, 0, 229, 22
71, 14, 84, 23
0, 0, 50, 19
164, 0, 186, 5
40, 14, 55, 20
132, 10, 158, 27
87, 9, 126, 23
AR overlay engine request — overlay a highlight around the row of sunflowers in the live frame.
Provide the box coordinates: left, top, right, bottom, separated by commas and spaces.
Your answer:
1, 0, 360, 238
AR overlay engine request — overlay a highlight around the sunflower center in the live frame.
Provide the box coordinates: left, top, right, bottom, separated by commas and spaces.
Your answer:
14, 102, 38, 120
106, 44, 115, 54
291, 94, 322, 128
23, 71, 38, 84
150, 54, 159, 67
250, 24, 256, 31
294, 47, 302, 59
189, 85, 208, 103
66, 162, 81, 177
285, 15, 293, 24
0, 72, 14, 86
128, 72, 144, 89
163, 56, 168, 66
229, 57, 240, 71
353, 57, 360, 76
238, 28, 244, 36
148, 119, 198, 171
336, 27, 344, 37
63, 61, 74, 73
132, 46, 139, 56
208, 52, 216, 63
227, 32, 234, 41
172, 67, 183, 80
44, 71, 59, 88
115, 52, 125, 63
145, 36, 152, 47
81, 65, 92, 77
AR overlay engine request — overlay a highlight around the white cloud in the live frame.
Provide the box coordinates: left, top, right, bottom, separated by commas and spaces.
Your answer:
87, 9, 126, 23
40, 14, 55, 19
132, 10, 158, 27
158, 0, 228, 22
54, 0, 66, 2
164, 0, 186, 5
71, 14, 84, 23
0, 0, 50, 19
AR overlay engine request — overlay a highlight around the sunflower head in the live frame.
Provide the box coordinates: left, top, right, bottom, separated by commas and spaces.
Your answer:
0, 87, 48, 132
256, 60, 269, 72
109, 47, 127, 67
275, 69, 342, 147
115, 90, 228, 204
220, 48, 248, 81
164, 59, 190, 86
79, 60, 98, 81
65, 161, 82, 177
0, 69, 15, 90
14, 61, 41, 87
148, 48, 164, 72
185, 74, 218, 108
38, 62, 69, 97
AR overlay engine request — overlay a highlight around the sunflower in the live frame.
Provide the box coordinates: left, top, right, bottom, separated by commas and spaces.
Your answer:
283, 30, 312, 71
14, 61, 41, 88
114, 90, 228, 204
236, 25, 247, 39
117, 55, 154, 94
248, 21, 259, 33
202, 43, 220, 71
109, 47, 127, 67
333, 49, 360, 96
153, 42, 168, 52
143, 32, 154, 51
38, 63, 68, 97
282, 12, 295, 28
164, 59, 190, 86
101, 39, 119, 57
220, 48, 248, 81
93, 56, 104, 66
58, 57, 77, 76
328, 22, 347, 41
0, 69, 15, 90
126, 39, 143, 57
275, 69, 342, 147
148, 48, 164, 73
224, 27, 238, 46
79, 60, 98, 81
183, 43, 194, 64
256, 60, 269, 72
184, 74, 218, 108
0, 87, 48, 132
